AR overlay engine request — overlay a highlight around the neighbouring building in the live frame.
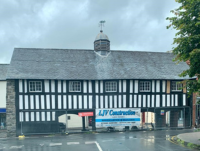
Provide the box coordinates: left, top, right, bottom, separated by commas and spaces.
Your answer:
6, 30, 195, 136
0, 64, 8, 129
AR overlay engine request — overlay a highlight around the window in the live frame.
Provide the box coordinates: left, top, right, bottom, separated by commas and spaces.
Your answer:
29, 81, 42, 92
140, 81, 151, 92
171, 81, 182, 91
69, 81, 81, 92
105, 81, 117, 92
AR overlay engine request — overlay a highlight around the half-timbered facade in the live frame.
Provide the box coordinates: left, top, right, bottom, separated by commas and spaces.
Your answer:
6, 31, 194, 136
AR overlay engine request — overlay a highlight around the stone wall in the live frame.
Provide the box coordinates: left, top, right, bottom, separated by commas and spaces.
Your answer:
0, 130, 7, 138
6, 80, 16, 137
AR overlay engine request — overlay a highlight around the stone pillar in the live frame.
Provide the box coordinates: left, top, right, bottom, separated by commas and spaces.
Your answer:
155, 110, 166, 128
6, 80, 16, 137
170, 110, 179, 127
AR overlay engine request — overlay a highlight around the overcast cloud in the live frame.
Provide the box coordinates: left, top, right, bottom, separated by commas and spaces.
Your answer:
0, 0, 179, 63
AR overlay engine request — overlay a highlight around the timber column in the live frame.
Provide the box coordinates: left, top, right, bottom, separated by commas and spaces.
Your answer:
6, 80, 16, 137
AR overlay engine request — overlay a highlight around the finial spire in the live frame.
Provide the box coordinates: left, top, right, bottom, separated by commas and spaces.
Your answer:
99, 20, 106, 32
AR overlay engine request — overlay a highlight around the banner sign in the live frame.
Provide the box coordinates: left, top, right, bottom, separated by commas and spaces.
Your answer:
95, 108, 141, 127
78, 112, 93, 117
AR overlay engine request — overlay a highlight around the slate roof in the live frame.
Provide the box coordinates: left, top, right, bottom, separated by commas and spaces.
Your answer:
0, 64, 9, 80
7, 48, 190, 80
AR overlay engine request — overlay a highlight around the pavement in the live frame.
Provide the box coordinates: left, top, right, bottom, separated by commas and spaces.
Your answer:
177, 131, 200, 145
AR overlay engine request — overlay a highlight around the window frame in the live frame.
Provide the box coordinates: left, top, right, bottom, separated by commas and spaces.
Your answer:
105, 81, 117, 92
171, 81, 182, 92
69, 81, 81, 92
139, 81, 151, 92
29, 81, 42, 92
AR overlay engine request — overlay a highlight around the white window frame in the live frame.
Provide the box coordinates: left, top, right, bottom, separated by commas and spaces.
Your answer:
105, 81, 117, 92
139, 81, 151, 92
171, 81, 182, 91
69, 81, 81, 92
29, 81, 42, 92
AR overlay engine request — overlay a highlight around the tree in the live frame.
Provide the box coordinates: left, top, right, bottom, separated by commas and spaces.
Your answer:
166, 0, 200, 96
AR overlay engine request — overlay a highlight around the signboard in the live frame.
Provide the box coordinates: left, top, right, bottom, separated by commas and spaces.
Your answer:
78, 112, 93, 117
161, 110, 164, 115
95, 108, 141, 127
0, 108, 6, 113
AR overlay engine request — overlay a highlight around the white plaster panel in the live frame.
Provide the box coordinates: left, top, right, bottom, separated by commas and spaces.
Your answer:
24, 80, 27, 93
175, 94, 178, 106
162, 95, 165, 107
63, 81, 66, 93
84, 95, 87, 109
79, 95, 82, 109
134, 80, 138, 93
109, 96, 113, 108
25, 95, 29, 109
19, 95, 23, 109
96, 95, 99, 108
143, 95, 146, 107
63, 95, 67, 109
156, 80, 160, 92
129, 95, 132, 107
19, 112, 24, 122
68, 95, 72, 109
152, 95, 154, 107
58, 80, 62, 93
46, 95, 50, 109
95, 81, 99, 93
156, 95, 160, 107
100, 96, 103, 108
167, 95, 170, 107
35, 95, 39, 109
52, 112, 55, 121
89, 81, 92, 93
171, 95, 174, 106
147, 95, 150, 107
51, 95, 55, 109
41, 112, 45, 121
58, 95, 62, 109
123, 80, 126, 92
25, 112, 29, 121
118, 95, 122, 108
41, 95, 45, 109
123, 95, 126, 108
152, 80, 155, 92
44, 80, 49, 92
73, 95, 77, 109
130, 80, 133, 93
183, 94, 186, 106
84, 81, 87, 93
134, 95, 137, 107
138, 95, 141, 107
51, 80, 55, 92
31, 112, 34, 121
105, 96, 108, 108
47, 112, 50, 121
119, 80, 122, 92
114, 95, 117, 108
30, 95, 34, 109
162, 81, 166, 92
100, 81, 103, 93
36, 112, 40, 121
19, 80, 23, 92
89, 95, 92, 109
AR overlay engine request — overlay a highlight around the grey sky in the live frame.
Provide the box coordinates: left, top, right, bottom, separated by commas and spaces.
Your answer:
0, 0, 179, 63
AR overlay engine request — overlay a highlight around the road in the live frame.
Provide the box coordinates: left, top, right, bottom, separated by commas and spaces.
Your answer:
0, 129, 197, 151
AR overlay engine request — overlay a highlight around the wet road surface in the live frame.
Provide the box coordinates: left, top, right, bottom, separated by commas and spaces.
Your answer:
0, 129, 197, 151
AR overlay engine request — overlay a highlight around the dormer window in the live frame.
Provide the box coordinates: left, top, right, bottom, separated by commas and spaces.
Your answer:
171, 81, 182, 91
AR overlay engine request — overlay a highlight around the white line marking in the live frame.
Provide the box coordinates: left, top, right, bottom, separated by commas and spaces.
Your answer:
95, 141, 103, 151
101, 139, 113, 142
85, 141, 96, 144
67, 142, 80, 145
49, 143, 62, 147
10, 145, 24, 149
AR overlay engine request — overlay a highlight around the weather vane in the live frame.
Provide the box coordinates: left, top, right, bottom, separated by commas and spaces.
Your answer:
99, 20, 106, 31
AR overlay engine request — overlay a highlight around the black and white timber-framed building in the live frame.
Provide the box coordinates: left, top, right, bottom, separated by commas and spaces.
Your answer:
6, 30, 194, 136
